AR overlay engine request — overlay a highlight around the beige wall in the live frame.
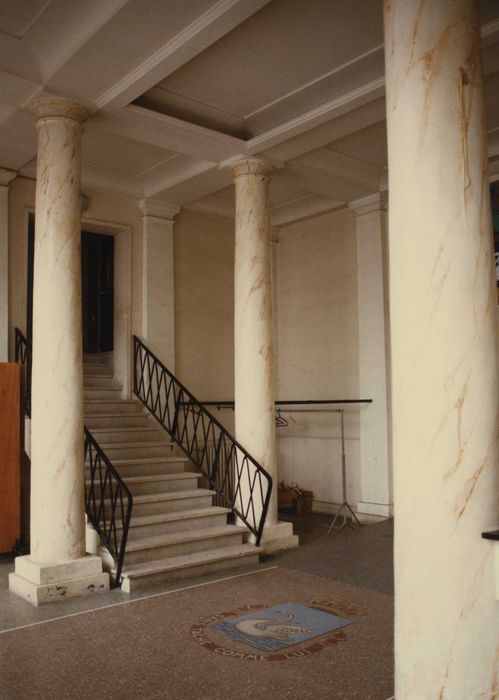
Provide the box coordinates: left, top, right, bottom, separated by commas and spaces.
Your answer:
174, 211, 235, 402
275, 207, 361, 513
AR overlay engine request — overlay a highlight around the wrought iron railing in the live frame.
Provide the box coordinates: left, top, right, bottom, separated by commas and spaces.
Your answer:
133, 335, 272, 546
14, 327, 132, 586
85, 427, 133, 585
15, 327, 31, 416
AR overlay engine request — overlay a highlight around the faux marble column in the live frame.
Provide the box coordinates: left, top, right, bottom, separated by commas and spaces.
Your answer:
0, 168, 16, 362
385, 2, 498, 698
349, 193, 392, 521
231, 159, 297, 552
139, 198, 180, 369
9, 98, 108, 605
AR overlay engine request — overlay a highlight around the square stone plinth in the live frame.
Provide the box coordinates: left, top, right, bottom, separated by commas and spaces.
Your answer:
9, 555, 109, 606
245, 521, 299, 554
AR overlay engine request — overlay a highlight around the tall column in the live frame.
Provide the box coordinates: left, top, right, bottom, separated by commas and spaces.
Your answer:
385, 3, 498, 698
9, 98, 108, 605
231, 158, 297, 552
0, 168, 16, 362
349, 193, 392, 521
139, 199, 180, 369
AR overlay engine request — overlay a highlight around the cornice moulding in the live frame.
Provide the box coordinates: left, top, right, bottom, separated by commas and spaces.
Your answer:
349, 192, 388, 216
139, 198, 181, 220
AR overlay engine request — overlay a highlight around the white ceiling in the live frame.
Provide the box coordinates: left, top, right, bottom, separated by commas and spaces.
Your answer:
0, 0, 498, 226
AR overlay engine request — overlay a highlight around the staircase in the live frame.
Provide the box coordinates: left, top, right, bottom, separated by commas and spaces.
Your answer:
83, 352, 260, 592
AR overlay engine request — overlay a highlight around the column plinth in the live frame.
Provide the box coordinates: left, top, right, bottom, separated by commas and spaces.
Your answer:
385, 2, 498, 697
231, 158, 297, 553
9, 97, 109, 605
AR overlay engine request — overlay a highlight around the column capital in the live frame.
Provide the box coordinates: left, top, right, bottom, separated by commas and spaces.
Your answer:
349, 192, 388, 216
29, 97, 89, 124
230, 158, 276, 179
139, 198, 180, 221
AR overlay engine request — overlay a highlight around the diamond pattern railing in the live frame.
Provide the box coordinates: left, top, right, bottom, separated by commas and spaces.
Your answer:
15, 327, 132, 586
133, 336, 272, 545
84, 427, 133, 585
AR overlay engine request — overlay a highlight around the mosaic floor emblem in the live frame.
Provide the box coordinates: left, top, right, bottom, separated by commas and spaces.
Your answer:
190, 598, 360, 662
212, 602, 351, 652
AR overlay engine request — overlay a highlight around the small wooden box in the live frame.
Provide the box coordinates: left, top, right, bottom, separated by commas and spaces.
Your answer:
278, 488, 313, 515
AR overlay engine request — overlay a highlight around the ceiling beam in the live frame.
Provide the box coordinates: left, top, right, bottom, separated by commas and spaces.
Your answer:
89, 104, 246, 163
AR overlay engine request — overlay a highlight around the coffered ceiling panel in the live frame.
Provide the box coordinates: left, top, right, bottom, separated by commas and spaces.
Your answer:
137, 0, 384, 138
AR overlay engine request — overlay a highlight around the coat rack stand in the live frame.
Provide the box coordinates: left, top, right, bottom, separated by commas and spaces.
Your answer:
327, 410, 361, 534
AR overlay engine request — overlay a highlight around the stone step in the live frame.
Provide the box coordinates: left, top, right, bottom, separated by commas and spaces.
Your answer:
84, 376, 120, 388
105, 488, 214, 518
105, 456, 189, 477
84, 400, 144, 415
121, 525, 244, 566
83, 364, 113, 376
87, 426, 165, 444
86, 472, 200, 496
119, 543, 260, 592
83, 353, 112, 365
84, 413, 151, 429
84, 387, 123, 400
121, 506, 230, 541
92, 440, 175, 460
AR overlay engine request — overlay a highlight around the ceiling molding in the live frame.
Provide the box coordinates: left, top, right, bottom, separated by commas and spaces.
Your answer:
0, 167, 18, 185
261, 98, 386, 163
95, 0, 272, 111
481, 18, 499, 46
246, 76, 385, 154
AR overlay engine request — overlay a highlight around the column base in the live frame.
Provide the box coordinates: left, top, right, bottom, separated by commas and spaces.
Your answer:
245, 521, 299, 554
9, 554, 109, 606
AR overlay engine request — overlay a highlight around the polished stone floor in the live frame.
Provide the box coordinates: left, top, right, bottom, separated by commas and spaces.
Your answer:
0, 514, 394, 700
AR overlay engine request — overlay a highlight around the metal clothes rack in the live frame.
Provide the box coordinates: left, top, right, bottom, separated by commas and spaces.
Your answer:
206, 399, 372, 533
272, 407, 361, 533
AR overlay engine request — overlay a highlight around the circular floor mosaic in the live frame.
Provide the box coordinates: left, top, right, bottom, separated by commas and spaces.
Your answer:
190, 598, 366, 662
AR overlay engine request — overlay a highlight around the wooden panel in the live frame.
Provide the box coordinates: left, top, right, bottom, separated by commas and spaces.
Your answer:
0, 363, 23, 553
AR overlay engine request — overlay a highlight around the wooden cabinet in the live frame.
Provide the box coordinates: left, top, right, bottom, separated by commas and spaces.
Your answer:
0, 363, 24, 554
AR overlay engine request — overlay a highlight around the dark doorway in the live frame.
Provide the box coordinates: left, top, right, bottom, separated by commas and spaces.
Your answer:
81, 231, 114, 353
26, 224, 115, 353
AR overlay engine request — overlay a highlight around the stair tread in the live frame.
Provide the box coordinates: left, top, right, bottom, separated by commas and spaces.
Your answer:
86, 472, 199, 485
90, 426, 160, 434
103, 488, 214, 505
126, 506, 230, 528
120, 543, 258, 577
111, 456, 187, 465
123, 525, 244, 552
84, 400, 139, 405
97, 440, 173, 448
84, 413, 147, 419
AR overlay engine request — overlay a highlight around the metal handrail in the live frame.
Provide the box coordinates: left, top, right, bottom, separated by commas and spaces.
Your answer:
132, 335, 272, 546
14, 327, 132, 586
14, 328, 31, 417
84, 427, 133, 585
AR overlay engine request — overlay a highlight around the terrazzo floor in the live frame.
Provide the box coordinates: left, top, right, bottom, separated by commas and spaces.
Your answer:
0, 515, 394, 700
